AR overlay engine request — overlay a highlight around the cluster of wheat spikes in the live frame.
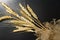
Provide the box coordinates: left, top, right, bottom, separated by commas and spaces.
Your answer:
0, 2, 55, 40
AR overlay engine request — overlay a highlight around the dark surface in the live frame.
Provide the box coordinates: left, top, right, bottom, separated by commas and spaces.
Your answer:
26, 0, 60, 22
0, 23, 36, 40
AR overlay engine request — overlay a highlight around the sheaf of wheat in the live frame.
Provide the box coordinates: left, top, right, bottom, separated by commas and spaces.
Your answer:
0, 2, 60, 40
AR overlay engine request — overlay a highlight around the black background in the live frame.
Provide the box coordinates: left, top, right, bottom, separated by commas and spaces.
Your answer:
26, 0, 60, 22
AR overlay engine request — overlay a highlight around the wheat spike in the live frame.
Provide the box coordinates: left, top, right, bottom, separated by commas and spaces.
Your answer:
1, 2, 20, 19
0, 16, 12, 21
13, 26, 33, 32
27, 4, 38, 19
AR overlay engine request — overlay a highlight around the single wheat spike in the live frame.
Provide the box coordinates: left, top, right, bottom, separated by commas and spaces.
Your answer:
1, 2, 20, 19
27, 4, 38, 19
0, 16, 12, 21
13, 26, 33, 32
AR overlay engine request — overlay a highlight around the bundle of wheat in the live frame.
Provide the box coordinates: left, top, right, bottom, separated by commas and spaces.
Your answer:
0, 2, 58, 40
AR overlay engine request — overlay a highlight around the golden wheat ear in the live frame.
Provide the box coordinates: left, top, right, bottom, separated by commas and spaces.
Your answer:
13, 26, 34, 32
27, 4, 38, 19
9, 20, 34, 27
1, 2, 20, 19
0, 16, 12, 21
